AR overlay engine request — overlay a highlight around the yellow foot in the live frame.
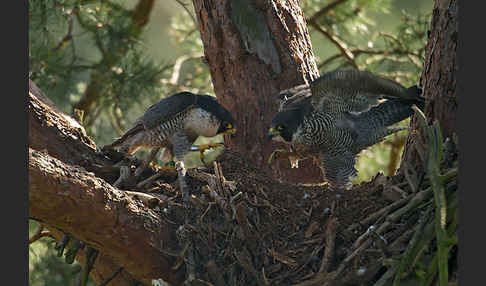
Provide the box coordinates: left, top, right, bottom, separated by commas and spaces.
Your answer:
268, 149, 300, 168
192, 143, 224, 163
157, 161, 176, 173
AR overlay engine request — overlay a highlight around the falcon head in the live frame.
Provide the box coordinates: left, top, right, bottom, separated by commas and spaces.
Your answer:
269, 106, 311, 143
269, 87, 313, 143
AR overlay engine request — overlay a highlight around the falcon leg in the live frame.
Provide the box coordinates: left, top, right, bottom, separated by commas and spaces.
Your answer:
171, 131, 196, 284
134, 147, 161, 177
174, 160, 197, 284
319, 151, 358, 190
191, 143, 224, 163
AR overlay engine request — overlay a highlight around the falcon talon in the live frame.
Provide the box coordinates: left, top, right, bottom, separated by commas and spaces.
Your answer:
268, 149, 285, 165
344, 181, 353, 190
176, 161, 186, 177
289, 156, 299, 168
159, 161, 177, 173
268, 149, 301, 169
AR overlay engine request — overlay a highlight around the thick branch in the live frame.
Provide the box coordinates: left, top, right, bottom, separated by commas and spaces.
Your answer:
29, 80, 185, 285
29, 148, 184, 285
29, 80, 117, 180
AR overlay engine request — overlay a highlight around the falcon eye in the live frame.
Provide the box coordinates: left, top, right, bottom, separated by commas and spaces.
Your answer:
276, 125, 284, 131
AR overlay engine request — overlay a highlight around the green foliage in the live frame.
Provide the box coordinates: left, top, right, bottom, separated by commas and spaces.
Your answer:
29, 220, 96, 286
29, 0, 170, 130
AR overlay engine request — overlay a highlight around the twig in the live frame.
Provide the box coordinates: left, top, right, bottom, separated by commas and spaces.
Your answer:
387, 227, 415, 254
318, 217, 338, 273
392, 209, 432, 286
124, 191, 160, 209
401, 161, 417, 192
174, 0, 197, 25
390, 185, 408, 199
333, 239, 373, 281
29, 226, 54, 244
318, 48, 422, 70
346, 194, 410, 233
308, 0, 350, 23
169, 52, 204, 85
235, 202, 252, 239
54, 16, 74, 51
81, 246, 98, 286
318, 53, 343, 69
372, 265, 398, 286
203, 185, 231, 221
113, 104, 126, 134
205, 260, 226, 286
386, 188, 432, 222
136, 170, 164, 189
307, 19, 358, 69
108, 105, 125, 136
235, 248, 266, 286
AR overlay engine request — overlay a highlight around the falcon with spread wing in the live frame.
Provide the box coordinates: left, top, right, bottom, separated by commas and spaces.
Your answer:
268, 69, 424, 189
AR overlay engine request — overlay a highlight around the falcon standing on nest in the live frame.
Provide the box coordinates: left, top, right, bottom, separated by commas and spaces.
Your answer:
268, 69, 424, 189
103, 91, 236, 176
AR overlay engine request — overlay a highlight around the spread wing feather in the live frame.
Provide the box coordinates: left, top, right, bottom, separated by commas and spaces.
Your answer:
310, 69, 420, 114
277, 84, 313, 116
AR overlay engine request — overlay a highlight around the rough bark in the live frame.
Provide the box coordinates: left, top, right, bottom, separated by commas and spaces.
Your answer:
400, 0, 458, 175
29, 80, 185, 286
192, 0, 324, 183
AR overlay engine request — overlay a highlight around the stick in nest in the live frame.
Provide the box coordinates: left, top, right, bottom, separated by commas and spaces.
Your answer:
319, 217, 338, 273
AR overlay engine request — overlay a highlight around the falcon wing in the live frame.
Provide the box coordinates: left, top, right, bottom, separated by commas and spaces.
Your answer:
310, 69, 421, 114
276, 84, 314, 116
137, 92, 197, 129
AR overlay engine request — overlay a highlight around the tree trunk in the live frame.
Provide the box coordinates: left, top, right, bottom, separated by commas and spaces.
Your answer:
192, 0, 323, 183
400, 0, 458, 175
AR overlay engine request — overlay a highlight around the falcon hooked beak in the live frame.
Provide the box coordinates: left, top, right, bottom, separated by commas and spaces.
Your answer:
220, 122, 237, 135
268, 127, 279, 139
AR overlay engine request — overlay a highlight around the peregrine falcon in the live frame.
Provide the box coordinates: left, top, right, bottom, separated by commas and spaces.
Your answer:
268, 69, 424, 189
103, 91, 236, 175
